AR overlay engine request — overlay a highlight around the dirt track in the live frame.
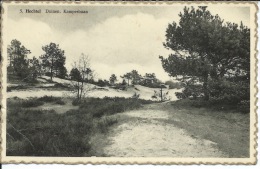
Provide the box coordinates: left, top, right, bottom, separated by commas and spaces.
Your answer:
103, 103, 227, 157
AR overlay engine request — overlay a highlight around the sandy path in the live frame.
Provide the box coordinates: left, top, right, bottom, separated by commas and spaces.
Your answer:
104, 103, 226, 157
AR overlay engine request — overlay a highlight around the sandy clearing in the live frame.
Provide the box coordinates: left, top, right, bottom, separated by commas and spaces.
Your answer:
104, 104, 226, 157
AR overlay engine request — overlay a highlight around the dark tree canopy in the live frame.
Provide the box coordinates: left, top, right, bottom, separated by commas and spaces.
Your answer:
7, 39, 31, 78
121, 72, 132, 86
109, 74, 117, 85
28, 56, 41, 80
130, 70, 142, 85
70, 68, 82, 82
40, 43, 67, 80
160, 6, 250, 101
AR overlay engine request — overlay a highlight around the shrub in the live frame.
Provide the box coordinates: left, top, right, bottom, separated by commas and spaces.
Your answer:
165, 81, 183, 89
140, 82, 167, 88
175, 83, 203, 99
54, 83, 68, 89
56, 100, 66, 105
21, 100, 44, 108
7, 85, 27, 91
208, 79, 249, 105
96, 116, 118, 133
72, 99, 81, 106
78, 97, 155, 118
37, 96, 62, 103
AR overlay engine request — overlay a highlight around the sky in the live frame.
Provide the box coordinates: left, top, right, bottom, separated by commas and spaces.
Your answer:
5, 4, 250, 82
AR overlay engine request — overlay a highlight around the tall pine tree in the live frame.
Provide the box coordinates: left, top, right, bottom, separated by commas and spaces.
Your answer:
160, 6, 250, 101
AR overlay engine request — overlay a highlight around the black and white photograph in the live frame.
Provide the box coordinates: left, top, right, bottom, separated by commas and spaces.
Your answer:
0, 2, 257, 164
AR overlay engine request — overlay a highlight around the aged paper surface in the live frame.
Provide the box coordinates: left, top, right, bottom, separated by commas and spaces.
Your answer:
0, 1, 258, 164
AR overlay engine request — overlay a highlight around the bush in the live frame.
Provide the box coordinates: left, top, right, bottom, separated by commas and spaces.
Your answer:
37, 96, 62, 103
175, 83, 203, 99
165, 81, 183, 89
54, 83, 68, 89
56, 100, 66, 105
96, 116, 118, 133
77, 97, 155, 118
21, 100, 44, 108
72, 99, 81, 106
140, 82, 166, 88
208, 79, 249, 106
7, 85, 27, 91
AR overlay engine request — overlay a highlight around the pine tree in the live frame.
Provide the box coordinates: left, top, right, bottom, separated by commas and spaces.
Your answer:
7, 39, 31, 78
40, 43, 66, 81
109, 74, 117, 85
159, 6, 250, 100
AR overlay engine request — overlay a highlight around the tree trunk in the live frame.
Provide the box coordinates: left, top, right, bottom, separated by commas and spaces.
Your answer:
50, 58, 54, 81
203, 73, 209, 101
50, 67, 53, 81
80, 81, 84, 99
77, 81, 80, 100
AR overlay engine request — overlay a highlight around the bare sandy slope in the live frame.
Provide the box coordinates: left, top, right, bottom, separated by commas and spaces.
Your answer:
103, 103, 227, 157
7, 76, 182, 101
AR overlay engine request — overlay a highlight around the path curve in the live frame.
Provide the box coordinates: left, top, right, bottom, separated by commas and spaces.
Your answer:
103, 103, 226, 157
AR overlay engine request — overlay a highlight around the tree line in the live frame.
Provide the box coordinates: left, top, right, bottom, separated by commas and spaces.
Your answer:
7, 39, 163, 89
107, 71, 162, 88
7, 40, 67, 82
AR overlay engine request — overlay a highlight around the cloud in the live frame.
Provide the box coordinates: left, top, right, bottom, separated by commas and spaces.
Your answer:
6, 13, 172, 81
6, 18, 61, 58
60, 12, 172, 80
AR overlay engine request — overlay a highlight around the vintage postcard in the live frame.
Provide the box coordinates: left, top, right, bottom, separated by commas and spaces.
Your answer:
0, 1, 258, 164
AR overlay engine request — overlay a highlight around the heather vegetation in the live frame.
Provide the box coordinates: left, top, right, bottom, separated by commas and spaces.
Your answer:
7, 97, 153, 156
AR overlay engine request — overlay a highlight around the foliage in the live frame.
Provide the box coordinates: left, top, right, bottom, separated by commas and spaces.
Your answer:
69, 68, 82, 81
78, 97, 155, 118
7, 39, 31, 79
20, 100, 44, 108
120, 70, 162, 88
55, 100, 66, 105
72, 98, 81, 106
7, 40, 43, 82
121, 72, 132, 86
139, 73, 161, 88
28, 56, 42, 80
130, 70, 142, 85
165, 80, 183, 89
159, 6, 250, 102
121, 79, 127, 86
53, 83, 69, 89
97, 79, 110, 87
109, 74, 117, 85
208, 77, 250, 105
96, 117, 118, 133
37, 95, 63, 103
40, 43, 67, 80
